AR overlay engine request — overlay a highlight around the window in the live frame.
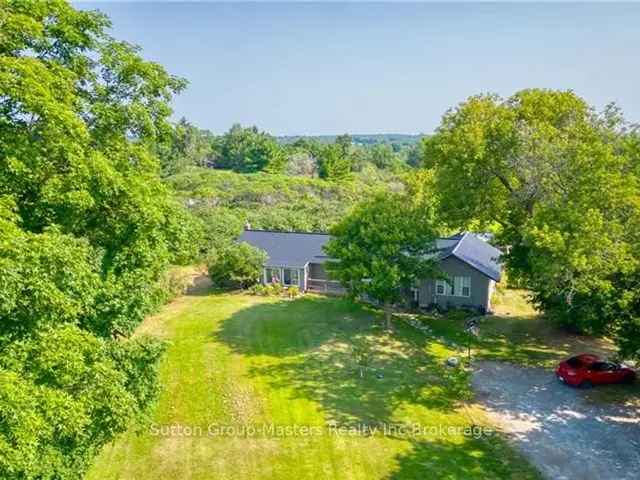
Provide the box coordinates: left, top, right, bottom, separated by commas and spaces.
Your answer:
411, 287, 419, 302
436, 277, 470, 297
435, 279, 452, 296
266, 268, 280, 284
455, 276, 471, 297
567, 356, 583, 368
283, 268, 299, 286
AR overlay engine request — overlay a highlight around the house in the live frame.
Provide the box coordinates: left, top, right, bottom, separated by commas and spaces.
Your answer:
239, 229, 502, 312
419, 232, 502, 313
238, 229, 345, 294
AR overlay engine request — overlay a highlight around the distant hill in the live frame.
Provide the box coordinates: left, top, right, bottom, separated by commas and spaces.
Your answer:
277, 133, 424, 146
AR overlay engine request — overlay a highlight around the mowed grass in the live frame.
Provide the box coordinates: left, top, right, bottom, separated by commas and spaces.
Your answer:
88, 290, 540, 480
420, 288, 617, 369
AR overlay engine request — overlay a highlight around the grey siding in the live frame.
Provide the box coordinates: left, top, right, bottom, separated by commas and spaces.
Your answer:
308, 262, 328, 280
418, 256, 492, 312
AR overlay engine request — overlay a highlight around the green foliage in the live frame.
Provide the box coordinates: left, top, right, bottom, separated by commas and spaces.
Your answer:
0, 324, 164, 479
425, 88, 640, 358
166, 168, 395, 248
207, 242, 266, 289
0, 1, 195, 476
318, 143, 352, 180
0, 205, 100, 339
248, 283, 267, 296
247, 282, 298, 298
325, 189, 440, 328
157, 117, 217, 177
266, 281, 284, 296
364, 143, 396, 169
287, 285, 300, 298
213, 124, 285, 173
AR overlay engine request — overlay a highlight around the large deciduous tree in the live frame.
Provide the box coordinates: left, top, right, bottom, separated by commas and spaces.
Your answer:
325, 186, 439, 329
0, 1, 200, 476
424, 89, 640, 358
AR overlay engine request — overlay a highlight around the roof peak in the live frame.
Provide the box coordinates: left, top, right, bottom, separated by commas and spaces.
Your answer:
244, 228, 330, 236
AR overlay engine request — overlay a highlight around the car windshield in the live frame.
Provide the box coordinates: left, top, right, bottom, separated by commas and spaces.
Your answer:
592, 362, 619, 371
566, 357, 583, 368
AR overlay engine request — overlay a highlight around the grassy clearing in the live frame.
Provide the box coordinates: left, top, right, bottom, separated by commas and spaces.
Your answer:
89, 290, 539, 479
418, 288, 616, 369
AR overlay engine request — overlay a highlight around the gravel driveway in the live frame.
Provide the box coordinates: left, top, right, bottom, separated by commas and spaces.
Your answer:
472, 361, 640, 480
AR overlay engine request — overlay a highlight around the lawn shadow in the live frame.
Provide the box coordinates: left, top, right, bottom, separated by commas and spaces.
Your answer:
215, 295, 367, 356
385, 436, 540, 480
418, 310, 610, 368
215, 296, 470, 427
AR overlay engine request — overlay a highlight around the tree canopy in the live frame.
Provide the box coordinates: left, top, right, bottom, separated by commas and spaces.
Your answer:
212, 124, 286, 173
325, 183, 440, 329
423, 89, 640, 358
0, 1, 200, 476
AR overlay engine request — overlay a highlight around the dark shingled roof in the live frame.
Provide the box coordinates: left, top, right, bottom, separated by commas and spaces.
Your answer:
239, 230, 502, 281
444, 232, 502, 281
238, 230, 331, 268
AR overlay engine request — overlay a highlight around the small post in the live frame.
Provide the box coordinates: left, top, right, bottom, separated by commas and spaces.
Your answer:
464, 318, 479, 365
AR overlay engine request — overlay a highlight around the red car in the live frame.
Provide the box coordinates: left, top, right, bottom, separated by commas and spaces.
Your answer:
556, 354, 636, 388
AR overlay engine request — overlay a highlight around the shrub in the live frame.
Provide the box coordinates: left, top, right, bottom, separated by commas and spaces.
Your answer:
150, 267, 196, 307
248, 284, 267, 296
269, 282, 284, 296
287, 286, 300, 298
207, 242, 266, 289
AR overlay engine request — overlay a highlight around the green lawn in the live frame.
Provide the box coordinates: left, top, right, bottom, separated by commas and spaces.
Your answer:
416, 288, 617, 368
88, 290, 540, 480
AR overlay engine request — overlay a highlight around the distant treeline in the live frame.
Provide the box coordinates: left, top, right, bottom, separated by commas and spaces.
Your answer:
277, 133, 424, 146
159, 121, 424, 179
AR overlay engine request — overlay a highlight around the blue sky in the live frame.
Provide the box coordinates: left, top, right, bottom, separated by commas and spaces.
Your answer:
78, 2, 640, 135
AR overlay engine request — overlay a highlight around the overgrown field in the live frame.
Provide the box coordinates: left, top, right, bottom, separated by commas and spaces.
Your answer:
167, 168, 402, 247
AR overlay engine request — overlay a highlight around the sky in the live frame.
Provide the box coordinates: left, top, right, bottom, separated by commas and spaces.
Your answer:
77, 2, 640, 135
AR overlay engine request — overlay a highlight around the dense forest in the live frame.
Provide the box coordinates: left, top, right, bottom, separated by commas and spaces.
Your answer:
2, 1, 640, 479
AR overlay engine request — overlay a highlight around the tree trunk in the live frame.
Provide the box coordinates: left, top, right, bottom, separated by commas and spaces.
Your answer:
383, 301, 393, 331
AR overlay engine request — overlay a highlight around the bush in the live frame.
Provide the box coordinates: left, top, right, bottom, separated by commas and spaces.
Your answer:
269, 282, 284, 296
248, 284, 267, 296
247, 282, 301, 298
287, 286, 300, 298
207, 242, 266, 289
150, 267, 196, 307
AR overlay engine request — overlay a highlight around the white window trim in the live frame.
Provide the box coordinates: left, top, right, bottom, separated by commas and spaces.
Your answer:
435, 277, 471, 297
461, 276, 471, 298
457, 276, 471, 298
283, 268, 300, 286
435, 279, 452, 296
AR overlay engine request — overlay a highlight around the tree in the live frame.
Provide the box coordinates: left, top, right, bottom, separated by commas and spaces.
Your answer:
0, 325, 164, 479
335, 133, 352, 158
366, 143, 397, 169
214, 124, 285, 173
424, 89, 640, 357
325, 190, 439, 329
0, 1, 199, 476
318, 143, 352, 180
284, 151, 318, 177
207, 242, 267, 289
158, 118, 216, 176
